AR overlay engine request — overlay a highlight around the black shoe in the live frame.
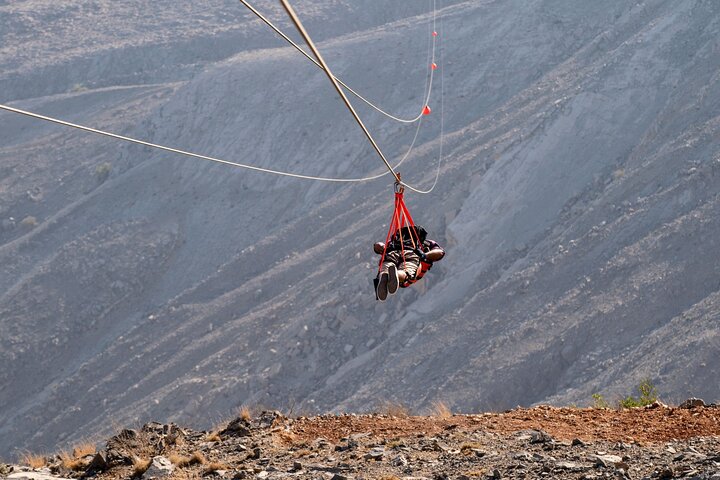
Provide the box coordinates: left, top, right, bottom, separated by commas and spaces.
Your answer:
377, 273, 389, 301
388, 263, 399, 294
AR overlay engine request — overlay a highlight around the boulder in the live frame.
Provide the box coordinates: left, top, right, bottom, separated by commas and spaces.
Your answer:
8, 473, 74, 480
679, 397, 706, 409
142, 456, 174, 479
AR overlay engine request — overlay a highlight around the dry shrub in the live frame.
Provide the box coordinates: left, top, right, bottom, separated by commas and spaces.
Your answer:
132, 456, 151, 477
72, 442, 97, 458
238, 405, 252, 421
294, 449, 312, 458
21, 452, 47, 469
169, 451, 205, 468
203, 462, 229, 475
431, 400, 453, 419
170, 470, 202, 480
167, 453, 190, 467
460, 442, 483, 455
385, 439, 405, 449
380, 401, 411, 418
59, 451, 88, 471
204, 430, 222, 442
59, 442, 98, 470
273, 430, 297, 446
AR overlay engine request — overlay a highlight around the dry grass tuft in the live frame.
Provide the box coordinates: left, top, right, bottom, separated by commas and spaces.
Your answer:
21, 452, 47, 469
59, 451, 88, 471
380, 401, 411, 418
238, 405, 252, 421
431, 401, 453, 419
204, 430, 222, 442
385, 439, 405, 449
168, 453, 190, 467
168, 451, 206, 468
132, 456, 152, 477
203, 461, 229, 475
72, 442, 97, 458
170, 470, 202, 480
273, 430, 297, 446
294, 449, 312, 458
460, 442, 484, 455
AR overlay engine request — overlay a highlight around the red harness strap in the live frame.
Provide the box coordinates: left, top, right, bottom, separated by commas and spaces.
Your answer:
377, 182, 424, 285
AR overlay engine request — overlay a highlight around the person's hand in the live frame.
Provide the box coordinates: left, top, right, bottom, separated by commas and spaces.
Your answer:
414, 248, 428, 262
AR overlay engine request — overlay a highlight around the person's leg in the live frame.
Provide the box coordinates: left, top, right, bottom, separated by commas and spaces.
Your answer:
398, 251, 420, 285
388, 263, 399, 294
377, 252, 401, 300
377, 271, 389, 301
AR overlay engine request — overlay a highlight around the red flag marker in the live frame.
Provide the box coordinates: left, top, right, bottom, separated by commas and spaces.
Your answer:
423, 105, 432, 115
431, 62, 438, 70
432, 31, 438, 37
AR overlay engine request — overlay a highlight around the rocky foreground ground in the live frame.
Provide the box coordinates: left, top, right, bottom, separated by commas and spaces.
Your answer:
3, 401, 719, 480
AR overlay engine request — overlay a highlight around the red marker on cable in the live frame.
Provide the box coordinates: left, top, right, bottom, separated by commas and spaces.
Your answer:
423, 105, 432, 115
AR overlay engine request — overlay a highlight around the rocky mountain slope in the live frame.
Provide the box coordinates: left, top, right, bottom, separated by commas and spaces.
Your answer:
4, 403, 720, 480
1, 0, 719, 459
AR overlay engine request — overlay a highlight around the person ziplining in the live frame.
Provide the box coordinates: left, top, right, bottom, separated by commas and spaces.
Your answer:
373, 179, 445, 301
0, 0, 446, 301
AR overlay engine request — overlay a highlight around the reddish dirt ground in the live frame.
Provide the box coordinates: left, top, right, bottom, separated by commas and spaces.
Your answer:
289, 405, 720, 445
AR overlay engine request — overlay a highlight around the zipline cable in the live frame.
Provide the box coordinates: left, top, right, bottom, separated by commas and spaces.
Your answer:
239, 0, 436, 124
0, 103, 395, 183
279, 0, 400, 184
400, 4, 445, 195
0, 2, 444, 192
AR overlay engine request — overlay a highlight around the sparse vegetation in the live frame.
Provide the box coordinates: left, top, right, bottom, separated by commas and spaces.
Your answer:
132, 456, 151, 477
72, 442, 97, 458
204, 430, 222, 442
385, 438, 405, 449
380, 401, 411, 418
592, 393, 610, 409
202, 461, 229, 475
20, 452, 47, 469
58, 444, 97, 472
431, 400, 453, 419
95, 162, 112, 183
460, 441, 484, 455
238, 405, 252, 421
59, 450, 89, 472
168, 451, 205, 468
619, 379, 658, 408
20, 215, 38, 228
294, 448, 312, 458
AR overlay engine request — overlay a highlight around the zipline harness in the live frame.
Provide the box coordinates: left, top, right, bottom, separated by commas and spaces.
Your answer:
375, 177, 434, 294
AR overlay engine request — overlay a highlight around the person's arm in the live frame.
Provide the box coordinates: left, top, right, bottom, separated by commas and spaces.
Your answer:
422, 240, 445, 262
425, 247, 445, 262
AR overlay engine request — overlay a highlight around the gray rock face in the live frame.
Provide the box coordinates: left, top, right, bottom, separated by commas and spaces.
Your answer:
680, 397, 707, 409
1, 0, 720, 459
142, 456, 174, 479
7, 471, 73, 480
